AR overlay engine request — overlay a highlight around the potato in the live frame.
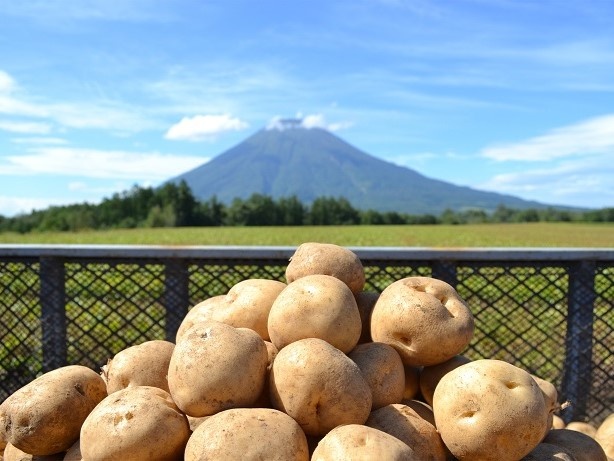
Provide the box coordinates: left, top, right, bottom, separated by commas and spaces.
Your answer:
566, 421, 597, 438
543, 429, 607, 461
366, 403, 447, 461
62, 440, 82, 461
311, 424, 416, 460
399, 400, 436, 426
433, 359, 549, 461
402, 364, 420, 401
103, 340, 175, 394
354, 291, 379, 344
595, 414, 614, 459
269, 338, 372, 437
419, 355, 471, 406
250, 340, 279, 408
348, 342, 405, 410
175, 295, 225, 342
2, 442, 65, 460
168, 320, 268, 417
184, 408, 309, 461
520, 442, 577, 460
532, 374, 559, 435
552, 414, 566, 429
0, 365, 106, 456
80, 386, 190, 461
285, 242, 365, 294
267, 274, 362, 353
370, 276, 474, 366
210, 278, 286, 340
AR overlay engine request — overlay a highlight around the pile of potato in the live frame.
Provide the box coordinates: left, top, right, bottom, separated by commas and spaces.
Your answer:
0, 242, 611, 460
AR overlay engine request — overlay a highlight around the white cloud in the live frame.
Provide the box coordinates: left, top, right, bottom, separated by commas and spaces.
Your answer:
266, 113, 353, 132
0, 120, 52, 134
0, 195, 77, 216
0, 70, 16, 93
11, 137, 68, 145
482, 114, 614, 162
0, 147, 207, 180
165, 114, 249, 141
479, 156, 614, 208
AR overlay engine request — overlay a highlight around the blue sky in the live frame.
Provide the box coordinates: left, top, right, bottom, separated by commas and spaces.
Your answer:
1, 0, 613, 217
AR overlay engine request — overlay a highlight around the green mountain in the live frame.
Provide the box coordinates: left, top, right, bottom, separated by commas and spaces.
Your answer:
170, 120, 561, 215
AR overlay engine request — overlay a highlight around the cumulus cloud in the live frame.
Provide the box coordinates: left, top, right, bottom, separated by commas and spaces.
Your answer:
0, 120, 52, 134
266, 113, 352, 132
481, 114, 614, 161
165, 114, 248, 141
0, 147, 207, 180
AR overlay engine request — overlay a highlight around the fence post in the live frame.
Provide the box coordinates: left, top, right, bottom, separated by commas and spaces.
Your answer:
164, 259, 189, 341
561, 260, 596, 423
432, 260, 458, 287
40, 257, 67, 371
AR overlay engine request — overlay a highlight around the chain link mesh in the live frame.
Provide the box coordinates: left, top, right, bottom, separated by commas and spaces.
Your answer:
0, 252, 612, 425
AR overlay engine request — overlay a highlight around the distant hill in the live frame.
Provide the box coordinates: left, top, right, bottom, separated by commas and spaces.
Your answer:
170, 120, 566, 215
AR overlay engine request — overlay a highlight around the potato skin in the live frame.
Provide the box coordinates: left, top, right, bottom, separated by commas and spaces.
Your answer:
348, 342, 405, 410
80, 386, 190, 461
104, 340, 175, 394
433, 359, 549, 461
184, 408, 309, 461
366, 404, 447, 461
168, 320, 269, 417
285, 242, 365, 294
0, 365, 106, 456
175, 295, 225, 342
269, 338, 372, 437
267, 274, 362, 353
595, 413, 614, 459
311, 424, 416, 461
370, 276, 474, 366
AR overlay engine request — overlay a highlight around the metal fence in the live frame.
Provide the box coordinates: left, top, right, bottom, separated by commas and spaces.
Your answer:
0, 245, 612, 425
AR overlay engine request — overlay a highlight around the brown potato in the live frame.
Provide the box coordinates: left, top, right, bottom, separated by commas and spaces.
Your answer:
370, 277, 474, 366
184, 408, 309, 461
366, 403, 447, 461
0, 365, 106, 456
354, 291, 379, 344
532, 374, 559, 436
399, 400, 436, 426
595, 413, 614, 459
175, 295, 225, 342
543, 429, 607, 461
311, 424, 416, 460
566, 421, 597, 438
403, 364, 421, 401
168, 320, 268, 417
270, 338, 372, 437
2, 442, 65, 460
348, 342, 405, 410
520, 442, 577, 460
419, 355, 471, 406
552, 414, 566, 429
211, 278, 286, 340
103, 340, 175, 394
267, 274, 362, 353
80, 386, 190, 461
433, 359, 549, 461
285, 242, 365, 294
62, 439, 82, 461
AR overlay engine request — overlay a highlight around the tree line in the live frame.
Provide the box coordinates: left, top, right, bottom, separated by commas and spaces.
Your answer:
0, 181, 612, 234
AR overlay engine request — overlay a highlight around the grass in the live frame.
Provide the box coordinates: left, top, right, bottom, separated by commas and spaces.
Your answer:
1, 222, 613, 247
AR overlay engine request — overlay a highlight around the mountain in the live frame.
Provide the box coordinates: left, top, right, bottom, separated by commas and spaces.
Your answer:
170, 119, 563, 215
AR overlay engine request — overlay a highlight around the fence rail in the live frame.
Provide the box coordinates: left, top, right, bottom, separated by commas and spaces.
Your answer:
1, 245, 612, 425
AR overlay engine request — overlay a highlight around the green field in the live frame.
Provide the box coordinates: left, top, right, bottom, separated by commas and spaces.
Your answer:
1, 222, 613, 247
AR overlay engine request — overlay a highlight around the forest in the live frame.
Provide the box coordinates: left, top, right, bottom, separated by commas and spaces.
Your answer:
1, 181, 613, 234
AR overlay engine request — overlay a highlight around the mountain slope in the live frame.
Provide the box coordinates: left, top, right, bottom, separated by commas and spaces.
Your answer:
170, 124, 557, 215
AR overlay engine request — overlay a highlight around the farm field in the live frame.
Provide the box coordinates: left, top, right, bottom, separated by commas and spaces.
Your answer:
1, 222, 613, 247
